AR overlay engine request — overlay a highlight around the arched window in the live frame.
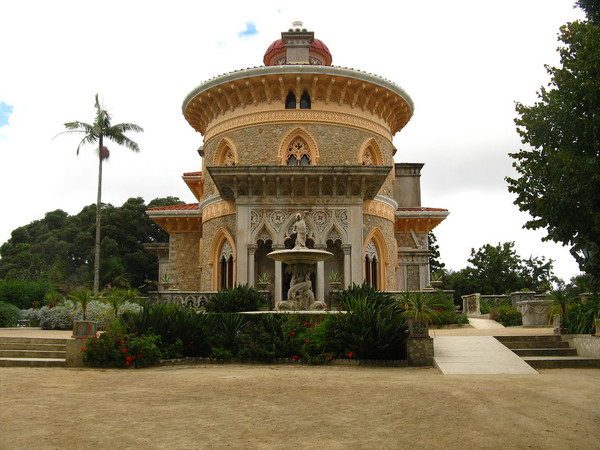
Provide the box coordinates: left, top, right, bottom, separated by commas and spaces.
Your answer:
365, 240, 378, 289
285, 91, 296, 109
286, 137, 311, 166
219, 241, 234, 289
300, 90, 311, 109
214, 139, 238, 166
362, 147, 375, 165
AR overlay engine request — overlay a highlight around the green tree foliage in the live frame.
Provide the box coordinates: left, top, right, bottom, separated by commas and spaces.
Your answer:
506, 2, 600, 289
0, 197, 182, 291
443, 242, 558, 299
428, 232, 445, 273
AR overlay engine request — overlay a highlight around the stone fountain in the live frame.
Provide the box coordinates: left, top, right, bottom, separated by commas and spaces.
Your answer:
267, 213, 333, 310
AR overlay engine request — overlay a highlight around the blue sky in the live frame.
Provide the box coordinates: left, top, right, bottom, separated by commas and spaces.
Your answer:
0, 102, 13, 127
0, 0, 587, 282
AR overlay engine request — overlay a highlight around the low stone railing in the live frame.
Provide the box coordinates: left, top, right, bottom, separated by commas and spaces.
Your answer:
148, 291, 218, 310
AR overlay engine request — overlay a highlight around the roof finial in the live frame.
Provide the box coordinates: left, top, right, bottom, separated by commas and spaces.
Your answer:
292, 20, 303, 29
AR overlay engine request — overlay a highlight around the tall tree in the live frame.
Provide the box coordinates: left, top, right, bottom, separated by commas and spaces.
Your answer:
506, 2, 600, 290
59, 95, 143, 294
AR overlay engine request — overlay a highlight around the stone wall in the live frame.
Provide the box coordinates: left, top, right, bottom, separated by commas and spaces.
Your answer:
563, 334, 600, 357
406, 337, 434, 366
203, 123, 394, 197
168, 232, 202, 291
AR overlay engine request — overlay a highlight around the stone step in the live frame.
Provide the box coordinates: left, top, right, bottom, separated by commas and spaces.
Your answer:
0, 342, 67, 351
0, 349, 67, 359
501, 341, 571, 349
512, 348, 578, 357
523, 357, 600, 369
0, 358, 65, 368
0, 337, 69, 345
495, 335, 562, 343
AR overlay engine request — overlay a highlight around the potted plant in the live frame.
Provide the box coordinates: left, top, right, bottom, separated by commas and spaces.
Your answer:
159, 273, 174, 291
397, 292, 439, 337
69, 289, 98, 339
256, 272, 272, 290
430, 272, 443, 289
328, 271, 343, 290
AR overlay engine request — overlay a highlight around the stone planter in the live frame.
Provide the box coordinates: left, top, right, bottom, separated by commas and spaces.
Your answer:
595, 318, 600, 336
408, 319, 429, 338
72, 320, 98, 339
329, 282, 342, 291
430, 280, 443, 289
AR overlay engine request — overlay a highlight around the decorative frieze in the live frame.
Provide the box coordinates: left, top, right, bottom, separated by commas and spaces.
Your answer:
202, 200, 236, 222
206, 110, 391, 142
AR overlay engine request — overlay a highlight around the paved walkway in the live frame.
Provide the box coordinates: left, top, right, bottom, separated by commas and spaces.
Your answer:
431, 319, 552, 375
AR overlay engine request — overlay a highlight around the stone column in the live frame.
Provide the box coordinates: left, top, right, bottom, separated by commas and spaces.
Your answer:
315, 243, 327, 303
273, 243, 284, 303
247, 244, 257, 287
235, 205, 249, 285
342, 244, 352, 289
349, 204, 364, 285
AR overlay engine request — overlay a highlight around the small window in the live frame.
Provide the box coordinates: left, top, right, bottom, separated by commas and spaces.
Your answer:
285, 91, 296, 109
300, 90, 311, 109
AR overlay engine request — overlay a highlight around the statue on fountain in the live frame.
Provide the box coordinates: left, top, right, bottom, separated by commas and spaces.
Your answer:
268, 212, 330, 311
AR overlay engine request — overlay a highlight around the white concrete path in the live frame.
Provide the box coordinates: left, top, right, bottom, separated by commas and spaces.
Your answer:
434, 335, 539, 374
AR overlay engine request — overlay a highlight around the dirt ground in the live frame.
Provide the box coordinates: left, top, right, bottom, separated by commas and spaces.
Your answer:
0, 365, 598, 449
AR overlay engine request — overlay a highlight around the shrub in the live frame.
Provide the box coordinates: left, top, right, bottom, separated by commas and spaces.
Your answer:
494, 305, 522, 327
566, 296, 600, 334
0, 301, 21, 327
121, 302, 210, 357
0, 280, 54, 309
204, 284, 267, 313
333, 296, 407, 360
336, 283, 395, 310
82, 322, 162, 368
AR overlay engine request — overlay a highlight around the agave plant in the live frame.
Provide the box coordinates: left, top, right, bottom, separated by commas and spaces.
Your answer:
104, 288, 138, 318
397, 292, 440, 324
68, 289, 96, 321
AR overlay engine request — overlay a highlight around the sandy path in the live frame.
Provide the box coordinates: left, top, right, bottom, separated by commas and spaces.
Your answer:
0, 364, 598, 449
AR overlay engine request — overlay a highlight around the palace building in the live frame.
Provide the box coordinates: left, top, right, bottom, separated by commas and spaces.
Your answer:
146, 22, 448, 303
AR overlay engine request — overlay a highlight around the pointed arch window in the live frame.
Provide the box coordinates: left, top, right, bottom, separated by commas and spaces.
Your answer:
285, 91, 296, 109
362, 147, 375, 165
219, 241, 234, 289
300, 90, 311, 109
365, 240, 378, 289
287, 137, 311, 166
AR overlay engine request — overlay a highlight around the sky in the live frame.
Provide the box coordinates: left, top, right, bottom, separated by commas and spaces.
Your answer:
0, 0, 587, 283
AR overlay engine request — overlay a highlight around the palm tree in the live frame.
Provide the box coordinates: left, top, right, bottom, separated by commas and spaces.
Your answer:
60, 94, 143, 294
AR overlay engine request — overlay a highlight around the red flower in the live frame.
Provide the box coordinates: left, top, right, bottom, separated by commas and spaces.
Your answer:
305, 339, 310, 343
125, 361, 130, 366
329, 355, 333, 359
291, 332, 295, 335
303, 322, 308, 326
81, 348, 86, 352
138, 354, 143, 359
348, 352, 354, 358
122, 348, 127, 353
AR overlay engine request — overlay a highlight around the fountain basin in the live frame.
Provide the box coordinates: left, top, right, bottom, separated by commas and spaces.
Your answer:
267, 248, 333, 265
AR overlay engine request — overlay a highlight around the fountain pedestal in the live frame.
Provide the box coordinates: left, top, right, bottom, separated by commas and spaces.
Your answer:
267, 247, 333, 311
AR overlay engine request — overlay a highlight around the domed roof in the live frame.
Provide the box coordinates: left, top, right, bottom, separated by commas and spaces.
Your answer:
263, 38, 332, 66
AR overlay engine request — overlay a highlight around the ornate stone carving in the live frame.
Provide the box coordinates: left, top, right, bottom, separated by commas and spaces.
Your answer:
269, 210, 288, 232
201, 200, 236, 222
205, 110, 392, 142
364, 199, 395, 222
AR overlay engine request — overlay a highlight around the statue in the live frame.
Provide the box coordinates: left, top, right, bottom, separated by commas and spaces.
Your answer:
292, 212, 307, 248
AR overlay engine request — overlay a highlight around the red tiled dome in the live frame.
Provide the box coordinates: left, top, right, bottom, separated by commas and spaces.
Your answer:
263, 38, 332, 66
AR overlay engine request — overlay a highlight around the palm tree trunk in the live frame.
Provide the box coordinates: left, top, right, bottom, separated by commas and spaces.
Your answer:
93, 135, 103, 295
